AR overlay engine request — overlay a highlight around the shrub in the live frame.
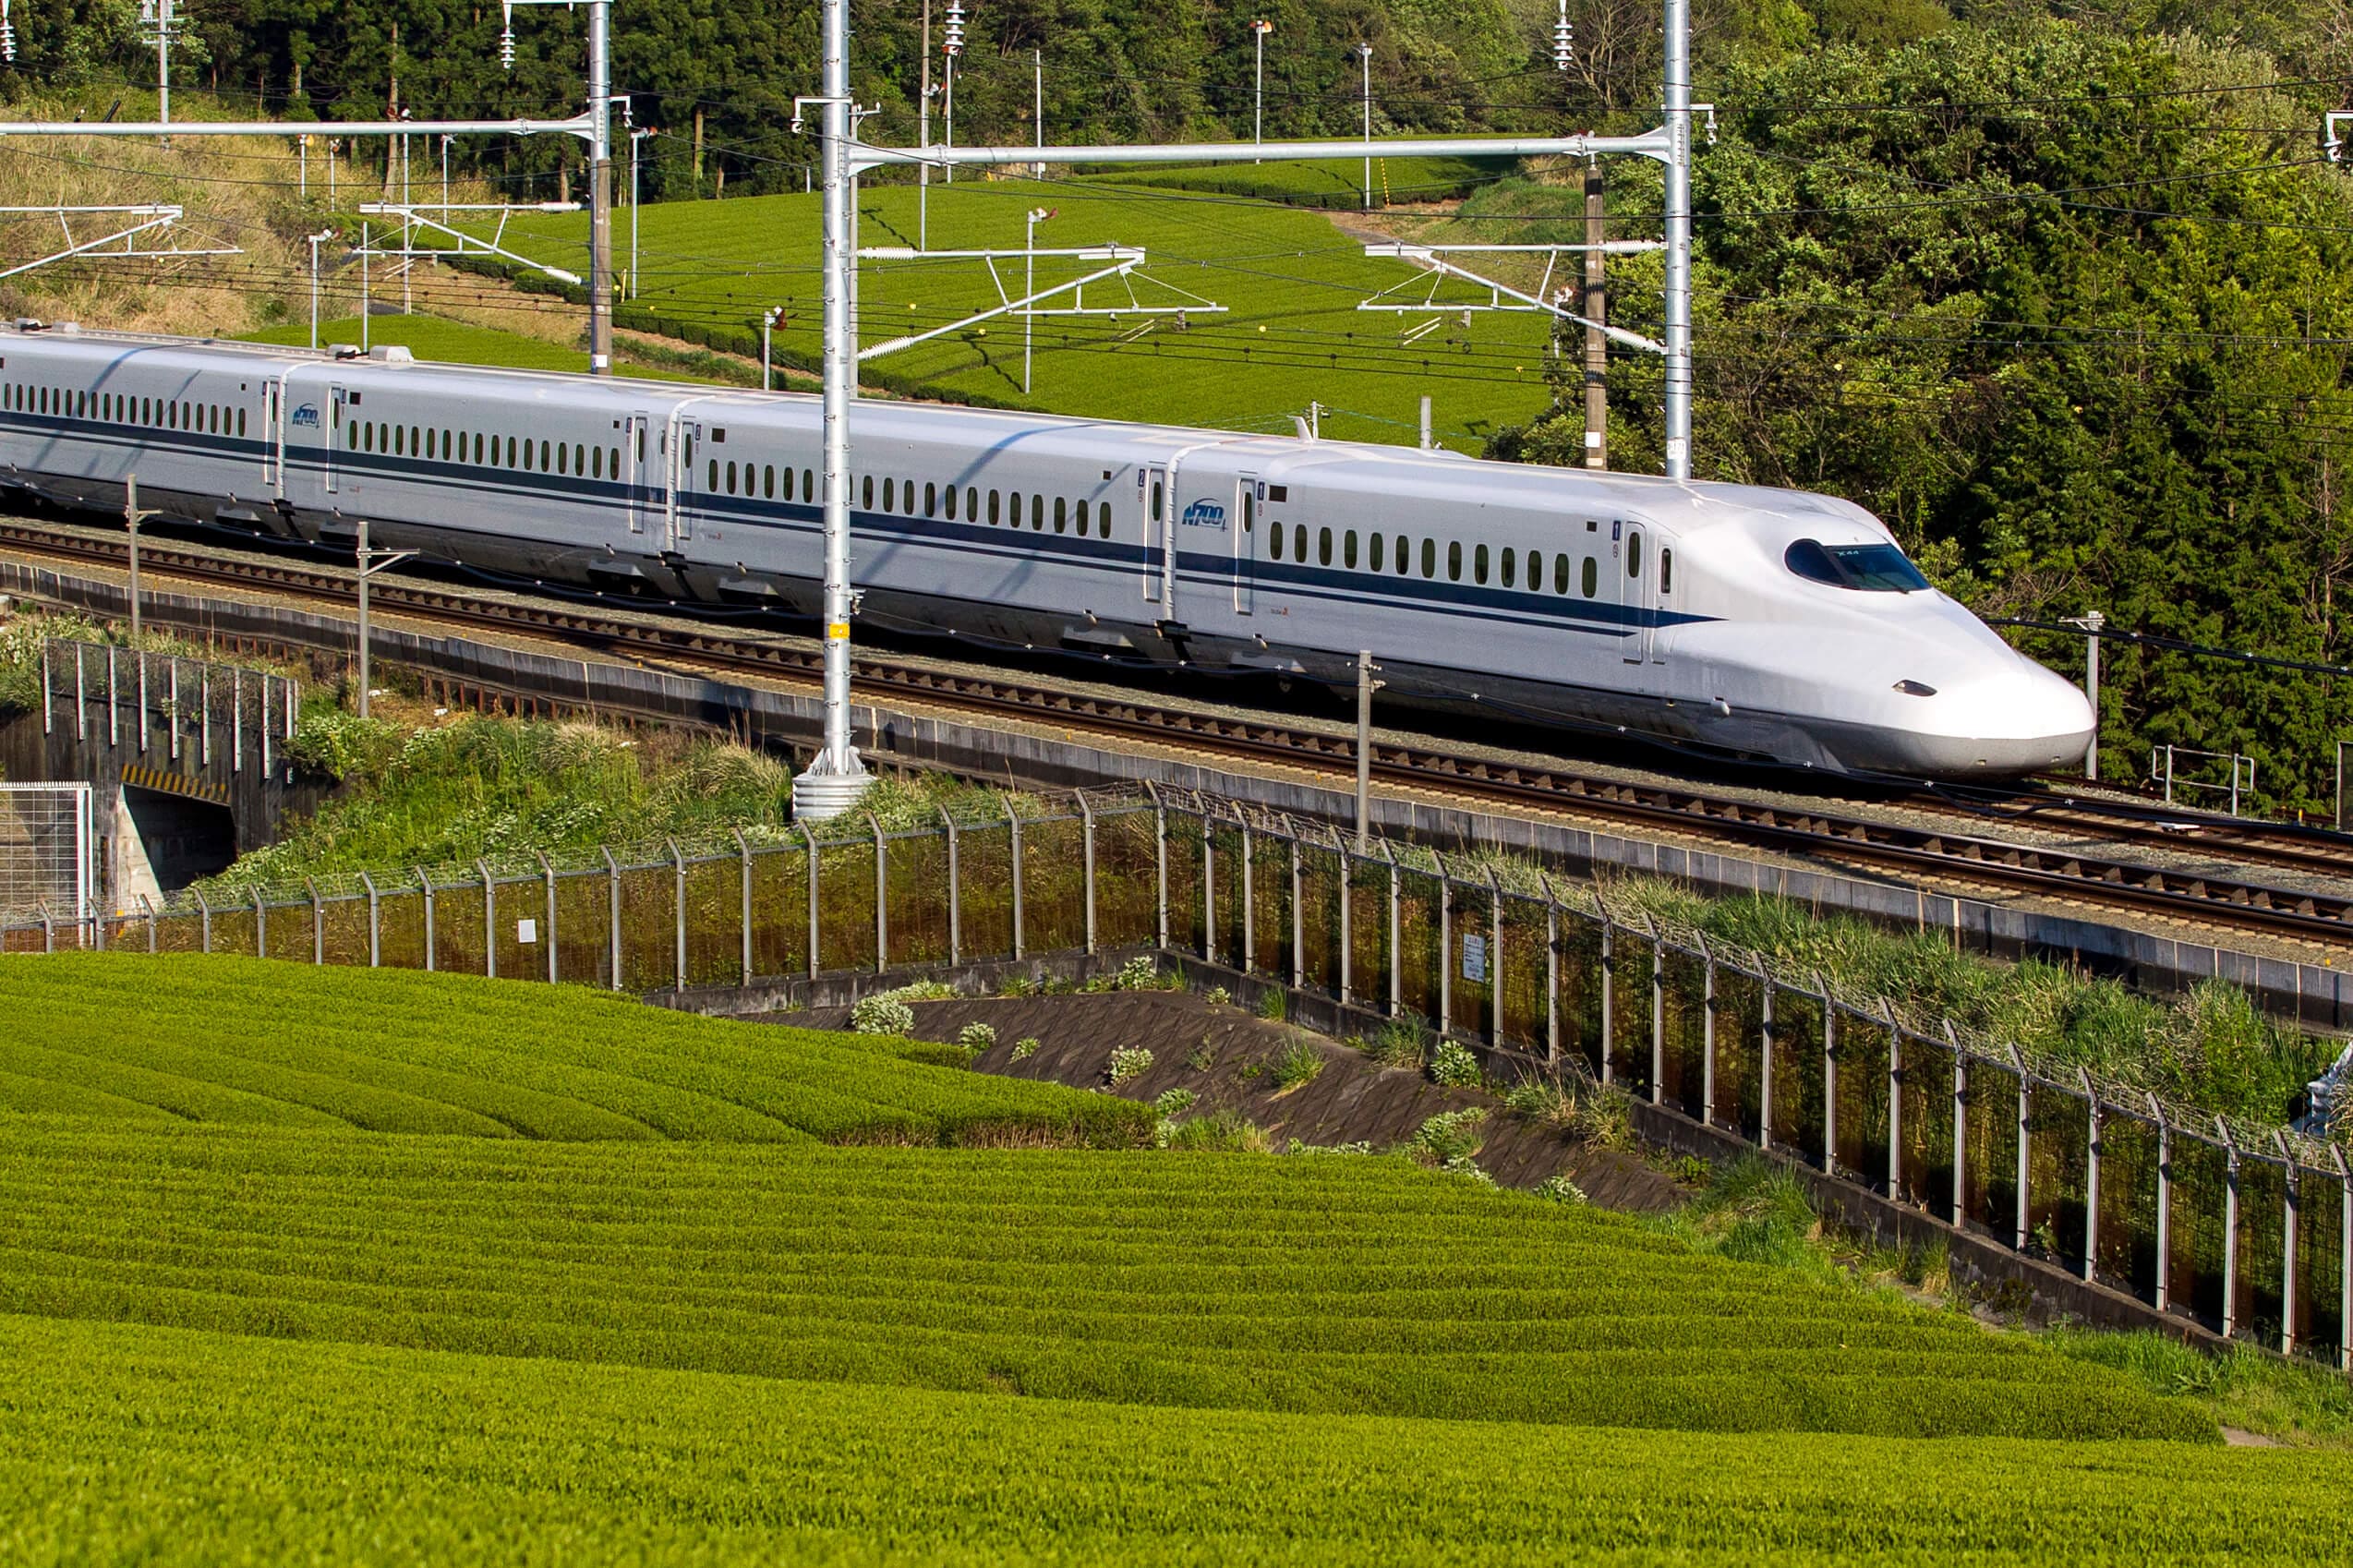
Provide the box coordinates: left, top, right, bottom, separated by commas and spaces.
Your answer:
1535, 1174, 1588, 1205
1363, 1019, 1429, 1071
1571, 1087, 1636, 1151
1203, 986, 1231, 1007
1162, 1108, 1273, 1152
1106, 1046, 1154, 1087
850, 995, 916, 1037
1429, 1039, 1481, 1089
1009, 1037, 1040, 1062
1115, 956, 1160, 991
956, 1022, 998, 1052
1502, 1078, 1576, 1126
1269, 1038, 1324, 1092
1152, 1089, 1197, 1118
1408, 1108, 1489, 1166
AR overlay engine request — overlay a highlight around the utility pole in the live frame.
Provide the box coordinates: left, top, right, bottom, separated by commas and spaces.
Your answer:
1024, 206, 1053, 393
919, 0, 932, 249
1250, 20, 1273, 163
1583, 161, 1607, 469
1356, 652, 1383, 849
501, 0, 615, 375
2066, 610, 2106, 779
790, 0, 874, 820
307, 228, 335, 349
359, 220, 370, 351
125, 475, 151, 641
942, 0, 965, 186
1661, 0, 1693, 478
761, 306, 783, 391
630, 123, 656, 298
139, 0, 179, 136
354, 519, 416, 720
1034, 49, 1045, 179
1358, 43, 1374, 210
440, 134, 452, 208
1418, 395, 1432, 451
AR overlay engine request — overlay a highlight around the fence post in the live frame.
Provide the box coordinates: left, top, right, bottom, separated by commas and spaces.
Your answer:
140, 893, 156, 955
940, 808, 961, 965
74, 642, 86, 742
734, 831, 754, 986
1144, 782, 1167, 951
1541, 875, 1560, 1068
199, 663, 211, 766
1201, 813, 1216, 962
480, 861, 497, 980
1820, 983, 1839, 1171
1757, 978, 1774, 1149
233, 668, 243, 773
1698, 935, 1716, 1126
1946, 1024, 1967, 1225
603, 848, 623, 991
137, 650, 149, 754
2149, 1093, 2172, 1315
39, 901, 53, 955
802, 824, 820, 980
539, 851, 559, 985
2276, 1132, 2299, 1358
1288, 833, 1303, 989
417, 869, 436, 972
1007, 800, 1026, 961
252, 890, 266, 959
2335, 1144, 2351, 1373
2220, 1119, 2241, 1340
869, 814, 888, 975
168, 657, 179, 761
1080, 796, 1099, 958
307, 878, 324, 965
2010, 1045, 2031, 1252
107, 645, 118, 748
1436, 857, 1453, 1037
1384, 845, 1401, 1018
2080, 1068, 2101, 1282
1238, 818, 1254, 975
194, 887, 210, 954
1885, 1004, 1903, 1200
1337, 837, 1355, 1007
1489, 873, 1503, 1045
1598, 914, 1613, 1086
41, 639, 51, 735
259, 675, 270, 775
670, 839, 687, 994
90, 896, 103, 953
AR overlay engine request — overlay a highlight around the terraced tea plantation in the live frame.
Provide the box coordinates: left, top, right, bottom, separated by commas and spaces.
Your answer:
2, 952, 2344, 1562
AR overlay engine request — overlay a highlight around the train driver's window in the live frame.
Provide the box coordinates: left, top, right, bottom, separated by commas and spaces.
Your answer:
1318, 527, 1333, 567
1270, 521, 1285, 561
1449, 541, 1464, 582
1554, 553, 1570, 595
1343, 530, 1358, 569
1627, 532, 1644, 579
1660, 549, 1673, 594
1582, 557, 1598, 597
1420, 538, 1435, 578
1370, 533, 1384, 573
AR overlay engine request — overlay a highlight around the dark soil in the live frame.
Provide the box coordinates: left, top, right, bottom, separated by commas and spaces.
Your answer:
791, 989, 1688, 1212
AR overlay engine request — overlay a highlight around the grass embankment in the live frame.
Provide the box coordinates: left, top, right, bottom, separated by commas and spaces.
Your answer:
457, 179, 1555, 447
0, 953, 1141, 1146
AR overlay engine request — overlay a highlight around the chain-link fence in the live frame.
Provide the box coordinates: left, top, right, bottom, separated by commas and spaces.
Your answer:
8, 775, 2347, 1370
0, 782, 90, 925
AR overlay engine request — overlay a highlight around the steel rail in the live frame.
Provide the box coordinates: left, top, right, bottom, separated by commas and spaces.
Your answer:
6, 515, 2352, 948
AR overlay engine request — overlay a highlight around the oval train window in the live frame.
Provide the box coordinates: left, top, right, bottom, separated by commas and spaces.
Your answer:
1582, 557, 1598, 597
1627, 533, 1644, 578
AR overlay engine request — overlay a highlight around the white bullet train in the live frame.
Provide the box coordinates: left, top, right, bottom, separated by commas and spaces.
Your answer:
0, 321, 2093, 777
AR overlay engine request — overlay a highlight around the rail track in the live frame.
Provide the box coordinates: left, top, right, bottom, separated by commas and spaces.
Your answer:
6, 513, 2353, 949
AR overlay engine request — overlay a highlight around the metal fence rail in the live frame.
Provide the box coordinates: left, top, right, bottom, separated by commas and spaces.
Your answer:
7, 778, 2347, 1369
0, 781, 90, 923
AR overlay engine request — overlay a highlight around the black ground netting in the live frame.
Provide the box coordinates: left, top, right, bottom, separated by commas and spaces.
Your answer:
1710, 966, 1767, 1139
1767, 983, 1826, 1164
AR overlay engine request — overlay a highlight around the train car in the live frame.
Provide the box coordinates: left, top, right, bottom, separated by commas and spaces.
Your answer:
0, 320, 2094, 777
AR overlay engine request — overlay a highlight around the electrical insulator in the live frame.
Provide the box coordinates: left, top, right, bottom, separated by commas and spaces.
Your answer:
1553, 0, 1574, 71
944, 0, 966, 57
2, 0, 16, 66
500, 2, 516, 69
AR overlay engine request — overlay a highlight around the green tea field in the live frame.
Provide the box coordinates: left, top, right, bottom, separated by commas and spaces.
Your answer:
0, 952, 2337, 1563
240, 312, 698, 380
453, 178, 1560, 447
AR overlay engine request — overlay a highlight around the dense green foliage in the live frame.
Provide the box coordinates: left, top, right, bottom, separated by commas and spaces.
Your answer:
0, 1110, 2205, 1438
1494, 18, 2353, 807
0, 952, 1151, 1145
1602, 877, 2339, 1124
8, 1311, 2345, 1566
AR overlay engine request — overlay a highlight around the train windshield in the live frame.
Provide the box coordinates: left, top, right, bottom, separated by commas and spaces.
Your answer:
1784, 539, 1931, 594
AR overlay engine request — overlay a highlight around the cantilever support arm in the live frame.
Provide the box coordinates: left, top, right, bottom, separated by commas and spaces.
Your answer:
0, 115, 596, 141
1370, 245, 1667, 355
851, 128, 1673, 174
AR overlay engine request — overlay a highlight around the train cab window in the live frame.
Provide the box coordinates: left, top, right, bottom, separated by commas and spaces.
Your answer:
988, 490, 1001, 525
1318, 527, 1333, 567
1783, 538, 1927, 592
1449, 541, 1464, 582
1474, 544, 1489, 585
1501, 548, 1515, 588
1369, 533, 1383, 573
1659, 549, 1673, 594
1420, 538, 1436, 578
925, 481, 938, 518
1555, 554, 1570, 595
1053, 497, 1067, 533
1582, 557, 1598, 597
1626, 533, 1644, 579
1031, 494, 1044, 530
1270, 521, 1285, 561
1343, 530, 1358, 569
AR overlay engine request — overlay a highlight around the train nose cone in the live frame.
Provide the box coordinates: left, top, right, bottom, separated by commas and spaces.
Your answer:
1907, 657, 2094, 775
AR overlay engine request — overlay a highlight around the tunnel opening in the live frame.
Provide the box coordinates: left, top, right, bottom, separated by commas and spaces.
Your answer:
115, 785, 238, 903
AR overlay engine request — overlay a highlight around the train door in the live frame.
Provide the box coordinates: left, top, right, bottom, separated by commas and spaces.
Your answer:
623, 412, 649, 533
1234, 473, 1259, 614
325, 385, 347, 494
260, 378, 283, 491
1140, 463, 1167, 603
668, 416, 701, 545
1620, 521, 1653, 665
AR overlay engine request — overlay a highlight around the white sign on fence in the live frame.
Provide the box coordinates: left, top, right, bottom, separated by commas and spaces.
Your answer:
1461, 933, 1488, 983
